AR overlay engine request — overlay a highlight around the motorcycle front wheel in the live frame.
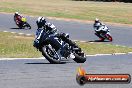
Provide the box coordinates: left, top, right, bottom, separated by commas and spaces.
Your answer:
106, 34, 113, 42
24, 22, 31, 29
41, 44, 62, 64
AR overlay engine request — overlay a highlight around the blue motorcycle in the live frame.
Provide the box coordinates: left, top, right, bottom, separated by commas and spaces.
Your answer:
34, 29, 86, 64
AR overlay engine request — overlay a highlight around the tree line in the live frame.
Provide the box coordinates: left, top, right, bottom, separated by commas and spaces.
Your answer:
73, 0, 132, 3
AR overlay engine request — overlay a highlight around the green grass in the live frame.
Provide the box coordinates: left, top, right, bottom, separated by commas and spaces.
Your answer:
0, 32, 132, 58
0, 32, 42, 58
77, 42, 132, 55
0, 0, 132, 24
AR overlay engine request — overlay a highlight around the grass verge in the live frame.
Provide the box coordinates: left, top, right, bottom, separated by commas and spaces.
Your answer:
0, 32, 42, 58
0, 32, 132, 58
77, 42, 132, 55
0, 0, 132, 24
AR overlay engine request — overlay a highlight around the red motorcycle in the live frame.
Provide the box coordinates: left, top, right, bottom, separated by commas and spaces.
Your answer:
14, 16, 31, 29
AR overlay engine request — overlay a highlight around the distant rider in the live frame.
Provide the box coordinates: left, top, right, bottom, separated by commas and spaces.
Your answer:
14, 12, 24, 25
93, 18, 109, 41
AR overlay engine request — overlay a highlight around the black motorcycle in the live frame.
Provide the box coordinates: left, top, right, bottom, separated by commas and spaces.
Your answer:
14, 16, 31, 29
34, 29, 86, 64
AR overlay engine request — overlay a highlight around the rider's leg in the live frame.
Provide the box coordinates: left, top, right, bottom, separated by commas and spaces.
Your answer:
95, 31, 104, 41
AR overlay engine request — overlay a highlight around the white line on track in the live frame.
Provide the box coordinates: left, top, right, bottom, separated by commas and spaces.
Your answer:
3, 31, 8, 32
112, 53, 126, 55
18, 33, 24, 35
11, 32, 16, 34
26, 34, 32, 36
86, 53, 132, 57
1, 53, 132, 60
0, 57, 45, 60
128, 52, 132, 54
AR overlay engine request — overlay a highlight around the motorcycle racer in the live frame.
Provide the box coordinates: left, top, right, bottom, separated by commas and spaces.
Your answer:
34, 17, 57, 48
34, 17, 80, 58
14, 12, 24, 25
33, 17, 86, 63
93, 18, 110, 41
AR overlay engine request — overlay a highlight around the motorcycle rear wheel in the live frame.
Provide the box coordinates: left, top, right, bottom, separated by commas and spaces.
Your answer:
73, 53, 86, 63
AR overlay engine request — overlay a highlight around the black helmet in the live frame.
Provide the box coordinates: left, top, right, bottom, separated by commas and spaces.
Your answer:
36, 17, 46, 28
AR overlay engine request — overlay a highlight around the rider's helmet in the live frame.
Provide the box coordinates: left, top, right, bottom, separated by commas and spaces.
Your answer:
46, 22, 57, 34
15, 12, 19, 16
95, 18, 100, 23
36, 17, 46, 29
94, 18, 101, 27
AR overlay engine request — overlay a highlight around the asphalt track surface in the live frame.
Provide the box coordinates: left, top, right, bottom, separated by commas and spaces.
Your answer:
0, 13, 132, 47
0, 13, 132, 88
0, 54, 132, 88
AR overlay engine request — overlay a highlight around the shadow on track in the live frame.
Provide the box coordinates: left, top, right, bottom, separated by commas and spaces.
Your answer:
10, 28, 20, 29
89, 40, 111, 42
25, 62, 67, 64
10, 27, 31, 30
25, 60, 76, 64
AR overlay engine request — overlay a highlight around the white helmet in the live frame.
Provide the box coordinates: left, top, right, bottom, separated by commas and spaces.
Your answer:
15, 12, 19, 15
94, 18, 102, 27
95, 18, 99, 22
